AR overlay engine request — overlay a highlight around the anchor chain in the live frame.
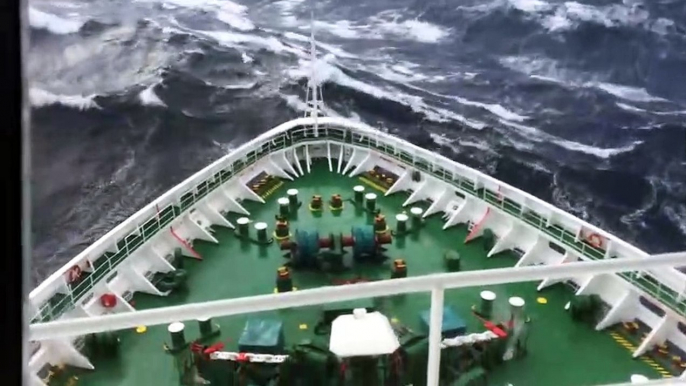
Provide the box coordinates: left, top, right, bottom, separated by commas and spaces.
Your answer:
209, 351, 289, 363
440, 330, 498, 349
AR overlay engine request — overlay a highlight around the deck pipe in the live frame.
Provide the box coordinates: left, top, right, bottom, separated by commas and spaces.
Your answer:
365, 193, 377, 212
168, 322, 186, 350
480, 291, 496, 318
255, 222, 268, 243
395, 213, 408, 233
287, 189, 299, 206
278, 197, 290, 217
353, 185, 365, 203
237, 217, 250, 237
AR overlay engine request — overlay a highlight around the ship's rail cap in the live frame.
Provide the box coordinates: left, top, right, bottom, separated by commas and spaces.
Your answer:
28, 253, 685, 340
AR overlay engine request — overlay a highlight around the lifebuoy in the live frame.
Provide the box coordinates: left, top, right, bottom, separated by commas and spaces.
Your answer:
100, 293, 117, 308
587, 233, 603, 249
67, 265, 82, 283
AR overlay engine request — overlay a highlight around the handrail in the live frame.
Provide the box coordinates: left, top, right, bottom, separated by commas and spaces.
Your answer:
29, 120, 686, 324
29, 253, 686, 340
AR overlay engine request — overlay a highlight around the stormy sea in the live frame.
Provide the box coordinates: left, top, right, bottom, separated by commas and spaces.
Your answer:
28, 0, 686, 285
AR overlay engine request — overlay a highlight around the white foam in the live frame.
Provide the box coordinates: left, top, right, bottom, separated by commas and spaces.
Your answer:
497, 118, 642, 159
653, 109, 686, 116
429, 133, 493, 153
216, 10, 255, 31
280, 94, 346, 119
507, 0, 662, 34
371, 69, 528, 124
617, 102, 686, 116
273, 0, 305, 26
553, 138, 642, 159
592, 82, 665, 103
664, 205, 686, 237
29, 7, 83, 34
620, 178, 657, 226
375, 18, 450, 43
283, 31, 357, 59
139, 0, 255, 31
501, 56, 668, 104
310, 13, 449, 44
241, 52, 254, 64
500, 56, 570, 86
453, 96, 528, 122
616, 102, 647, 113
314, 20, 362, 39
29, 88, 99, 110
138, 85, 166, 107
199, 30, 300, 55
286, 59, 485, 128
368, 62, 429, 83
508, 0, 551, 13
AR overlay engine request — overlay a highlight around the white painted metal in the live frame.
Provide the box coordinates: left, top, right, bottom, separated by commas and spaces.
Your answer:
29, 253, 685, 341
427, 288, 444, 386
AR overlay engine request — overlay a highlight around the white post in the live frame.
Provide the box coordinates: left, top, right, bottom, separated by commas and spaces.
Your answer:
426, 287, 444, 386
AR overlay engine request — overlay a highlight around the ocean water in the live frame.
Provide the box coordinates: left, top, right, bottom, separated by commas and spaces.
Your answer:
28, 0, 686, 285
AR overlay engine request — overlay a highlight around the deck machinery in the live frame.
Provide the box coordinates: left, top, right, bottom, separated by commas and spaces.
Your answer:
279, 226, 393, 271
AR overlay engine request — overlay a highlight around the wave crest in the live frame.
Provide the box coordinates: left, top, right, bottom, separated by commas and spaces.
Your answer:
29, 6, 84, 35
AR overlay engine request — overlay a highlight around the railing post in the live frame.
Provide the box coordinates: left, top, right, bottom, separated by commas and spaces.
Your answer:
426, 287, 444, 386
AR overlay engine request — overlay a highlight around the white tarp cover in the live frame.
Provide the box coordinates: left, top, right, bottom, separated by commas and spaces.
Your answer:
329, 308, 400, 357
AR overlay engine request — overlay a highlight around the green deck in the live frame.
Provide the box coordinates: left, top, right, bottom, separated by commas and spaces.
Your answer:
57, 161, 662, 386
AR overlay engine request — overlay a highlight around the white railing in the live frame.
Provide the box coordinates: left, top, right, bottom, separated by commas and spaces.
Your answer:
28, 253, 686, 386
29, 117, 686, 325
